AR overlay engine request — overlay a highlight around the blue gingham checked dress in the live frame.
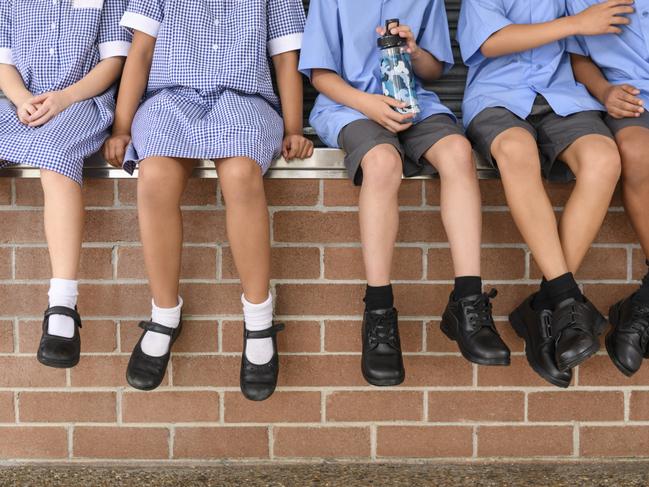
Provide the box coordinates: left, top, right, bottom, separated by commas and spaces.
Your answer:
120, 0, 305, 175
0, 0, 131, 184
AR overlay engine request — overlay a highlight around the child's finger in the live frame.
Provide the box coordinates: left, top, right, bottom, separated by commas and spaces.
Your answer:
621, 84, 642, 97
619, 92, 643, 105
26, 104, 49, 122
28, 93, 48, 106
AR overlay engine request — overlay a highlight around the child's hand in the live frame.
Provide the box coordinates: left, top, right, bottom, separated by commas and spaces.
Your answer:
359, 93, 414, 133
376, 23, 421, 58
16, 99, 41, 125
603, 83, 645, 119
24, 90, 74, 127
103, 133, 131, 167
573, 0, 634, 36
283, 134, 314, 160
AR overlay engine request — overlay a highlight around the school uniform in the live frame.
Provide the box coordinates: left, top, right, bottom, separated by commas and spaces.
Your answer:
120, 0, 305, 175
0, 0, 131, 185
298, 0, 463, 185
458, 0, 613, 181
567, 0, 649, 134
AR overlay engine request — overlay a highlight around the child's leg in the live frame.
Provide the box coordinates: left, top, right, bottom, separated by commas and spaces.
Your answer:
137, 157, 195, 356
40, 169, 84, 338
558, 135, 622, 272
423, 135, 481, 285
491, 128, 569, 280
214, 157, 272, 365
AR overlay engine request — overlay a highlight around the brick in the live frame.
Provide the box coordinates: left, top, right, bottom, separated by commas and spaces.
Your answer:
174, 427, 268, 459
118, 179, 218, 207
0, 320, 13, 352
180, 283, 242, 315
74, 427, 169, 459
531, 247, 627, 281
489, 284, 540, 317
222, 246, 320, 280
120, 320, 218, 353
482, 212, 523, 243
0, 357, 65, 387
15, 179, 114, 207
15, 246, 113, 280
19, 392, 116, 423
0, 179, 12, 206
401, 356, 473, 387
633, 248, 647, 281
582, 284, 638, 312
274, 211, 359, 243
428, 392, 525, 422
122, 391, 219, 423
324, 320, 423, 353
222, 320, 321, 353
324, 247, 423, 280
117, 245, 218, 280
274, 427, 370, 458
629, 392, 649, 421
265, 179, 319, 206
326, 391, 423, 422
172, 356, 239, 387
275, 284, 365, 316
84, 209, 139, 242
0, 284, 48, 315
77, 284, 150, 316
397, 211, 447, 243
594, 212, 637, 244
478, 356, 557, 387
578, 355, 649, 386
528, 392, 624, 422
278, 355, 366, 387
428, 247, 526, 281
581, 427, 649, 457
377, 426, 473, 458
0, 248, 12, 279
394, 284, 455, 316
0, 392, 14, 422
0, 427, 67, 459
478, 426, 573, 457
224, 391, 321, 423
70, 356, 135, 388
19, 320, 116, 353
324, 179, 423, 207
0, 211, 44, 243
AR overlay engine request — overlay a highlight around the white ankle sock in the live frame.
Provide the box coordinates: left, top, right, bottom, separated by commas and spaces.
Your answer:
141, 297, 183, 357
242, 293, 274, 365
47, 278, 79, 339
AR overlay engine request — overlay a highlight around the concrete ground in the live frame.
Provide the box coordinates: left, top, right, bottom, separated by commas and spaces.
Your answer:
0, 462, 647, 487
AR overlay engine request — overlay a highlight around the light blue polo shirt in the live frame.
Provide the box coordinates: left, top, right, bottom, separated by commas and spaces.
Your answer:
457, 0, 604, 128
298, 0, 456, 148
567, 0, 649, 108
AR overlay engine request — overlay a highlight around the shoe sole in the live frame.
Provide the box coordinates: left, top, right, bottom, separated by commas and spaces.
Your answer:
37, 352, 79, 369
556, 341, 600, 372
605, 302, 636, 378
440, 318, 510, 367
509, 309, 570, 389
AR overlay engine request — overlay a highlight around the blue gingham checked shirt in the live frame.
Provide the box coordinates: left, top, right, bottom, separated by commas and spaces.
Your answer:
0, 0, 131, 94
120, 0, 305, 105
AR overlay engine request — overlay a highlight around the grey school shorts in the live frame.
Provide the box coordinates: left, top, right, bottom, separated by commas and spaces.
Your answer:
605, 111, 649, 135
466, 96, 613, 182
337, 114, 464, 186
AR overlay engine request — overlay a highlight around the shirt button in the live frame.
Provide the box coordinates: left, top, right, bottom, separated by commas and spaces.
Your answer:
51, 22, 56, 30
52, 0, 57, 4
49, 48, 55, 55
536, 64, 543, 70
643, 11, 649, 17
212, 43, 219, 51
214, 19, 220, 26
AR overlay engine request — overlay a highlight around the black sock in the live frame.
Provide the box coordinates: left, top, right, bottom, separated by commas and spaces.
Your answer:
453, 276, 483, 300
364, 284, 394, 311
637, 260, 649, 302
537, 273, 582, 311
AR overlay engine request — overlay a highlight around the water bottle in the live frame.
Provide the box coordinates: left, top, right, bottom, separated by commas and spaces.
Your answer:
377, 19, 421, 118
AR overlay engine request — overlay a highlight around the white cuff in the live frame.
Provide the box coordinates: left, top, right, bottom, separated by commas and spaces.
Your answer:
98, 41, 131, 59
120, 12, 161, 38
0, 48, 13, 65
268, 32, 303, 57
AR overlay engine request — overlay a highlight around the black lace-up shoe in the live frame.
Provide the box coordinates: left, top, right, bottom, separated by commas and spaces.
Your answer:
552, 298, 607, 371
607, 294, 649, 377
441, 289, 510, 366
509, 294, 572, 388
361, 308, 405, 386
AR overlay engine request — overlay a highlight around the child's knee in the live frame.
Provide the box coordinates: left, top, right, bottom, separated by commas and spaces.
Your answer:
218, 158, 264, 195
491, 132, 539, 176
576, 140, 622, 186
618, 137, 649, 183
360, 144, 402, 189
434, 136, 475, 176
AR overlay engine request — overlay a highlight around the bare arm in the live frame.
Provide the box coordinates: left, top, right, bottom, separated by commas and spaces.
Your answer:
103, 30, 155, 166
481, 0, 634, 58
0, 64, 31, 106
311, 69, 414, 133
571, 53, 644, 119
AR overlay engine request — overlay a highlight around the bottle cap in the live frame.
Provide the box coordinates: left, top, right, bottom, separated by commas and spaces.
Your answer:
377, 19, 404, 49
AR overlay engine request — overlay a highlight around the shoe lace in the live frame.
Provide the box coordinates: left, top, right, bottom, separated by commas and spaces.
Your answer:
367, 310, 399, 346
465, 289, 498, 334
628, 300, 649, 351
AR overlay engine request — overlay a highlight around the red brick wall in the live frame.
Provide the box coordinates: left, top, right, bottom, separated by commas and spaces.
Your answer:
0, 177, 646, 461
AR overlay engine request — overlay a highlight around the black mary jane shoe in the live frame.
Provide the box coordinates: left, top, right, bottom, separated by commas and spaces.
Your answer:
126, 320, 183, 391
37, 306, 83, 369
240, 323, 285, 402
